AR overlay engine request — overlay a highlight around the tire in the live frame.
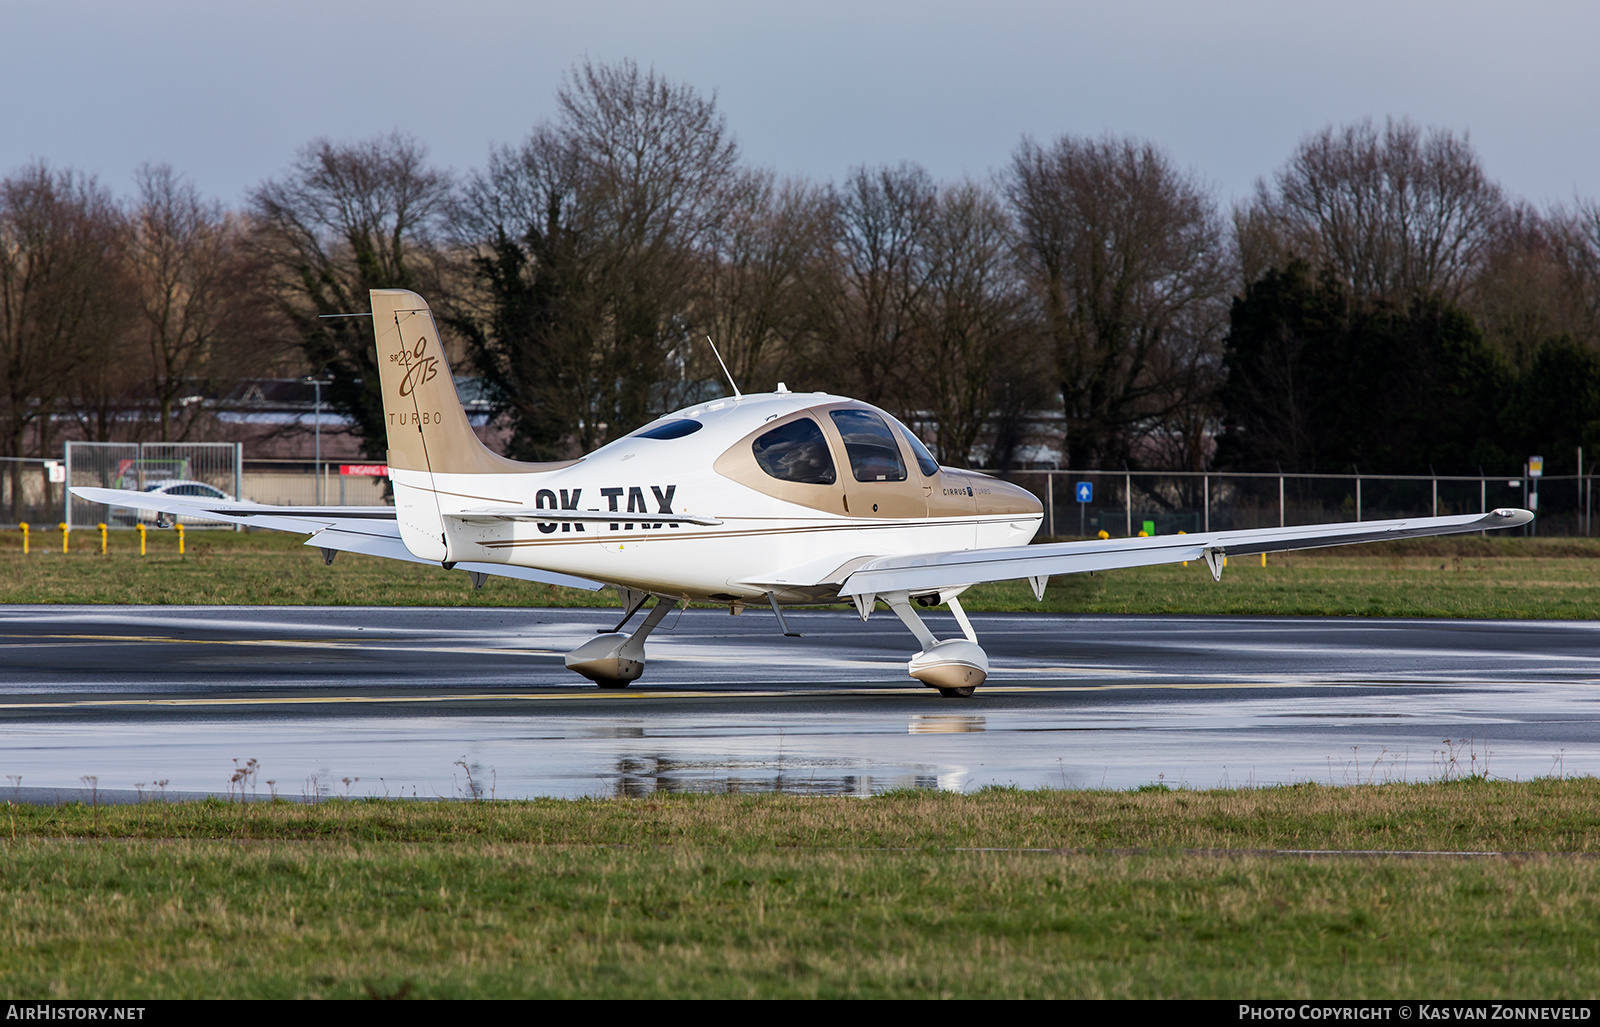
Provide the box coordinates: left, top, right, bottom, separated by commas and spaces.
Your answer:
937, 686, 976, 698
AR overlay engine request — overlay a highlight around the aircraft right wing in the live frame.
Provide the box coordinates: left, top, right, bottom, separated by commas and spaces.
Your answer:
69, 486, 605, 591
837, 508, 1534, 601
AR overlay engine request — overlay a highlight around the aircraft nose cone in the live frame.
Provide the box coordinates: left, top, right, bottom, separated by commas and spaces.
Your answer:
991, 478, 1043, 516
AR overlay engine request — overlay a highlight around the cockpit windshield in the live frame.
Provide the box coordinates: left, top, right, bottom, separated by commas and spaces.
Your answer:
885, 415, 939, 477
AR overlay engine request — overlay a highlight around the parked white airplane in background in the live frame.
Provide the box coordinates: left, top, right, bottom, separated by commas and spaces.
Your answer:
74, 289, 1535, 697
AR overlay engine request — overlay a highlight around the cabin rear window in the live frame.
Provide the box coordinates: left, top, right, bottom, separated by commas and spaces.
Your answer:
829, 409, 907, 482
633, 419, 703, 440
752, 418, 836, 485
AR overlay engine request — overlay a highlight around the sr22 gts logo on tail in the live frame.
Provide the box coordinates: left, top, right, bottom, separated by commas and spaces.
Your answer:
390, 337, 439, 397
530, 485, 679, 534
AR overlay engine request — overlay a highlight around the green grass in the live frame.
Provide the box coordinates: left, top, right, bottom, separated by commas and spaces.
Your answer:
4, 782, 1600, 998
3, 528, 1599, 617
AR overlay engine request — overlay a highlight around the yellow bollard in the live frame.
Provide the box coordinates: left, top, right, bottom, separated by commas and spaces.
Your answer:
1097, 530, 1109, 540
19, 522, 27, 555
1261, 553, 1267, 567
176, 523, 185, 555
59, 522, 69, 554
98, 523, 108, 555
137, 523, 147, 556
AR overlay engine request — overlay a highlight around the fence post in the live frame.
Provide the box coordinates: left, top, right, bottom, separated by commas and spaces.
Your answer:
1204, 473, 1210, 533
1124, 471, 1131, 537
64, 444, 73, 528
1046, 473, 1054, 538
1278, 474, 1284, 528
234, 443, 244, 533
1432, 475, 1438, 517
1356, 473, 1362, 522
1480, 468, 1487, 537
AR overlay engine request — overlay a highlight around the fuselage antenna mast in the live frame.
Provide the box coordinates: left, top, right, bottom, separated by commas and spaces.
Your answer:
705, 336, 742, 399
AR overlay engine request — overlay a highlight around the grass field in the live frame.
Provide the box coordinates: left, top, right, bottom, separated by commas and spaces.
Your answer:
3, 782, 1598, 998
3, 527, 1599, 617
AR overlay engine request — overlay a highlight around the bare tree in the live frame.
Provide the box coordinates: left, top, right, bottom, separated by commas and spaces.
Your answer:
813, 163, 937, 410
0, 163, 128, 516
249, 133, 453, 455
1461, 204, 1580, 371
908, 179, 1030, 465
1007, 135, 1227, 470
1252, 119, 1507, 305
453, 60, 742, 453
1547, 199, 1600, 349
695, 169, 834, 392
125, 164, 246, 440
451, 128, 602, 458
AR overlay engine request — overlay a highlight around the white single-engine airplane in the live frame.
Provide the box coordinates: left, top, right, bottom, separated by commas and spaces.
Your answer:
74, 289, 1535, 697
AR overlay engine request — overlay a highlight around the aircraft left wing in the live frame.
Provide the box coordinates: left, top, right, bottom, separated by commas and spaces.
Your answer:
837, 508, 1534, 601
69, 486, 605, 591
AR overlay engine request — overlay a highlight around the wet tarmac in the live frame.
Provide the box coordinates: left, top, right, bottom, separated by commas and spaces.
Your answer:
2, 605, 1598, 801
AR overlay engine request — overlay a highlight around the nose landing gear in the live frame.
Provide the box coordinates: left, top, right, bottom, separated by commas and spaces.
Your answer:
874, 589, 989, 698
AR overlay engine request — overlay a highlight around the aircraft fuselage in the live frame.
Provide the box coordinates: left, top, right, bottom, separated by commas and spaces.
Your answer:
394, 390, 1044, 604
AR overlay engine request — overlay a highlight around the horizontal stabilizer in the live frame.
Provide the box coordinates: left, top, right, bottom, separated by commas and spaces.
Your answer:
307, 529, 604, 591
840, 509, 1533, 598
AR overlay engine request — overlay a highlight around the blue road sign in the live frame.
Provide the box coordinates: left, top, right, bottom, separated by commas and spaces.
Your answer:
1076, 481, 1093, 503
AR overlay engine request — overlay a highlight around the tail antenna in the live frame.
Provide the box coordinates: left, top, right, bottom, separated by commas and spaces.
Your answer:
705, 335, 743, 399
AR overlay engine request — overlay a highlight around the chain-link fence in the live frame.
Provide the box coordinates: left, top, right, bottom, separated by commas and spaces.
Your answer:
0, 456, 65, 526
1003, 469, 1588, 538
65, 442, 244, 528
13, 446, 1596, 538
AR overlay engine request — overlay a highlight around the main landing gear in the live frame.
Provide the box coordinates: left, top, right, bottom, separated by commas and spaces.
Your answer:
854, 589, 988, 698
564, 589, 674, 688
564, 587, 988, 697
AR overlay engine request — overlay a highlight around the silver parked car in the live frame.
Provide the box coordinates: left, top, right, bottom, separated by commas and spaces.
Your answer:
111, 479, 234, 526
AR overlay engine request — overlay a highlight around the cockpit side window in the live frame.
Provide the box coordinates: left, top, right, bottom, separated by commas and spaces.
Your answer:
829, 409, 907, 482
752, 418, 837, 485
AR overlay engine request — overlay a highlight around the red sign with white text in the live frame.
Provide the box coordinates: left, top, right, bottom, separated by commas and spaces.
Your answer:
339, 464, 389, 477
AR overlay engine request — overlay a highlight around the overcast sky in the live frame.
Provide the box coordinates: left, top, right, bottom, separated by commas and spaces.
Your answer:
6, 0, 1597, 211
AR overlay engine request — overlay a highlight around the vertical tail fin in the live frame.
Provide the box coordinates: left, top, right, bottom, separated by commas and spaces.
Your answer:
369, 289, 569, 563
370, 289, 525, 476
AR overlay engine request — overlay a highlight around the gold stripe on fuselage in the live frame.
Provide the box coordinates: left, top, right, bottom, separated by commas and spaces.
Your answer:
471, 516, 1036, 549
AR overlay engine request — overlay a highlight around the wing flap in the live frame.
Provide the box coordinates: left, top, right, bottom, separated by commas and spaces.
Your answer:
839, 509, 1533, 597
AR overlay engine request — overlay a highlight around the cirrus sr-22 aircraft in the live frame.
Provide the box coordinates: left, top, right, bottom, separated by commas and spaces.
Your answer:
74, 290, 1535, 698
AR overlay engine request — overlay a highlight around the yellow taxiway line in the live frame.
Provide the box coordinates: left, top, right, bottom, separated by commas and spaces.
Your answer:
0, 680, 1320, 712
0, 632, 562, 658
